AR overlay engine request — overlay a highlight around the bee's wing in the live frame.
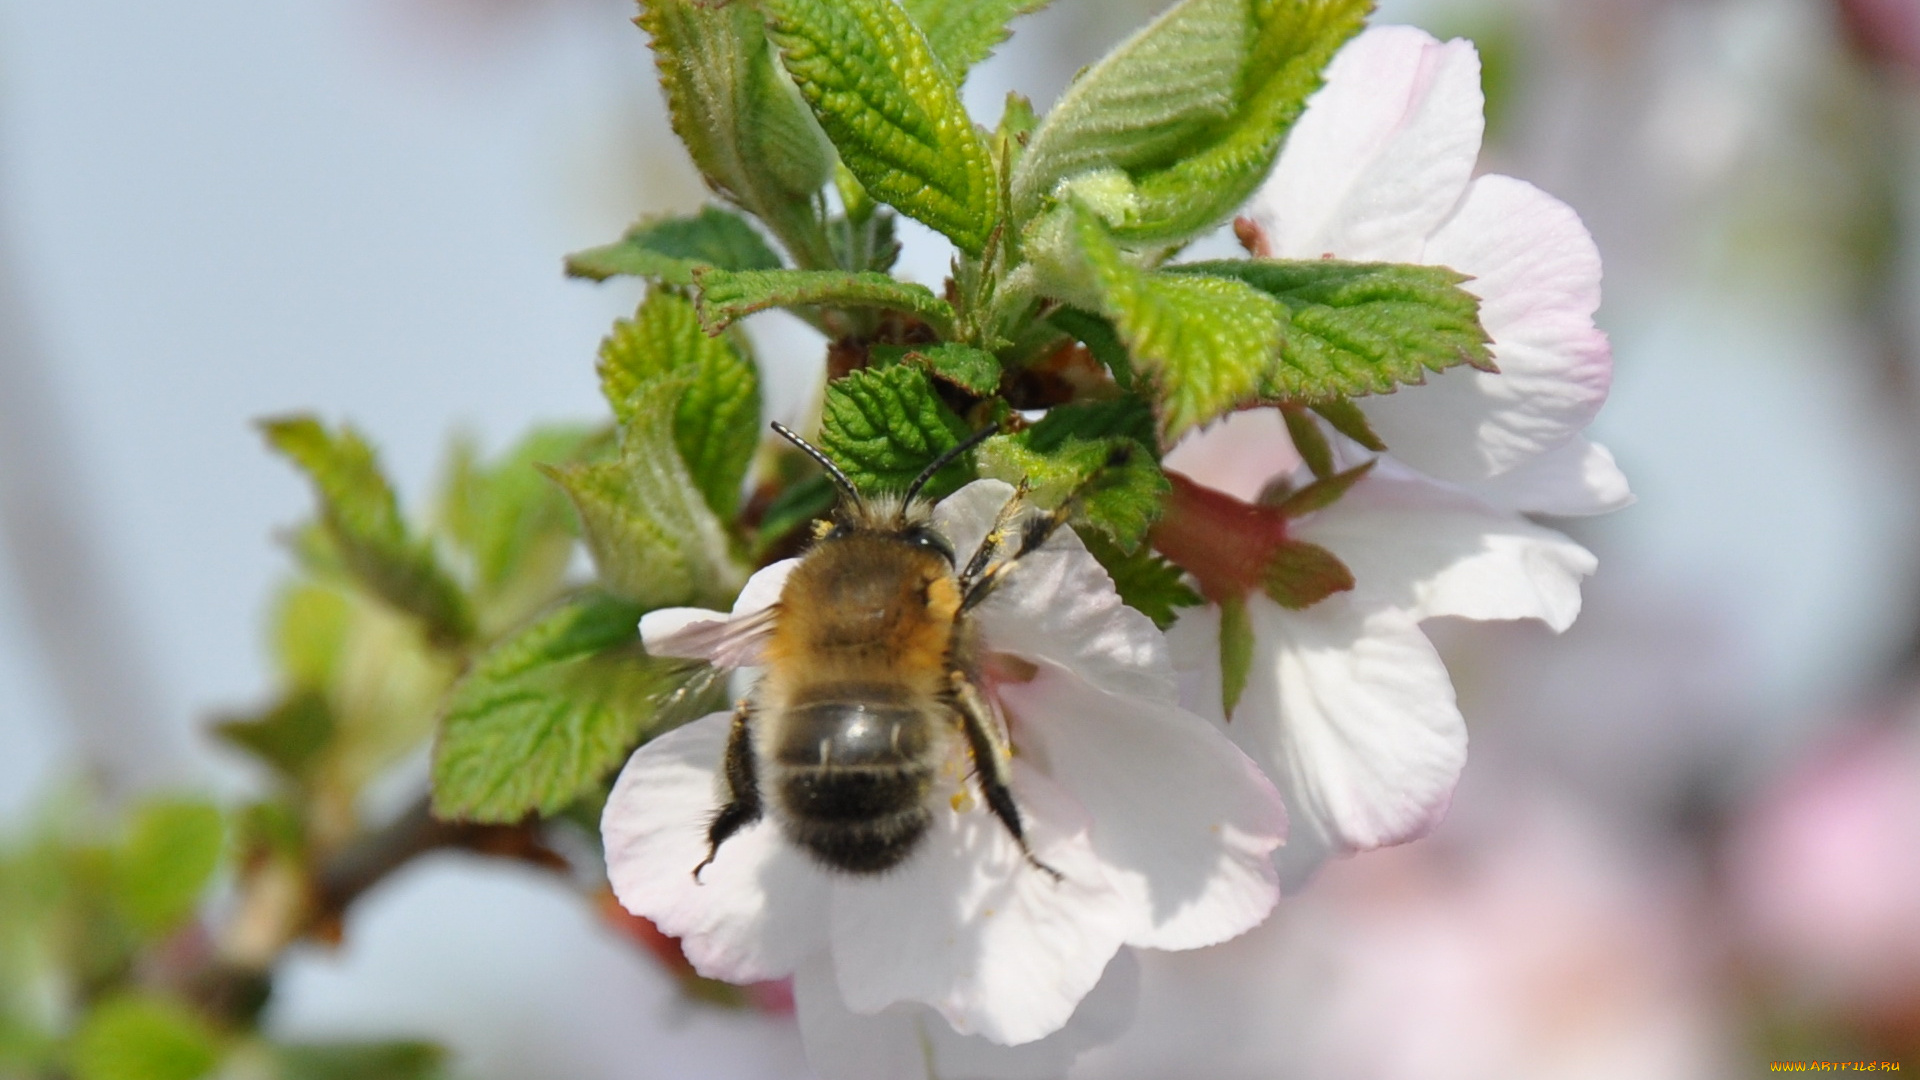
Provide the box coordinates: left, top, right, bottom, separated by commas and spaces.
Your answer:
642, 658, 735, 733
645, 603, 780, 669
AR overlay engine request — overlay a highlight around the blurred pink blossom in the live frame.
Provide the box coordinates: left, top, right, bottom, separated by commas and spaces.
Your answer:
1728, 721, 1920, 1021
1073, 797, 1735, 1080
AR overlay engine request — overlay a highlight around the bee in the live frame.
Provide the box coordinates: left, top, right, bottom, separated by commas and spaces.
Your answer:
694, 421, 1087, 880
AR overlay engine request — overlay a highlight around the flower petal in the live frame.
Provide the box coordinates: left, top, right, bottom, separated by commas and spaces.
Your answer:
638, 559, 797, 666
601, 712, 830, 982
1293, 464, 1596, 631
1169, 598, 1467, 888
829, 760, 1134, 1045
793, 949, 1138, 1080
1461, 435, 1634, 517
997, 662, 1283, 951
1160, 408, 1299, 503
935, 481, 1176, 702
1251, 26, 1483, 262
1363, 174, 1613, 483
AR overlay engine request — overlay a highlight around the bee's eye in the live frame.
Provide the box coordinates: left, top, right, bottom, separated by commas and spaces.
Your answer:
905, 526, 954, 563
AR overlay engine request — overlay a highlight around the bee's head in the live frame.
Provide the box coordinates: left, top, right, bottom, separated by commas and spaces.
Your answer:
772, 420, 993, 562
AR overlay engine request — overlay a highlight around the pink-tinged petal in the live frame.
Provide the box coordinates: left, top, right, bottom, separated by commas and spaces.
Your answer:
1252, 27, 1483, 262
829, 760, 1134, 1045
1160, 408, 1300, 503
998, 663, 1283, 951
935, 481, 1176, 703
1170, 598, 1467, 887
1293, 466, 1596, 632
794, 950, 1138, 1080
601, 713, 830, 982
1461, 435, 1634, 517
638, 559, 798, 666
1364, 175, 1613, 483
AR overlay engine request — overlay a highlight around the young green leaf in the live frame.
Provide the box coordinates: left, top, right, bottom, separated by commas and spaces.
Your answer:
546, 380, 748, 612
1070, 207, 1287, 439
71, 996, 222, 1080
111, 801, 224, 936
260, 417, 474, 647
1078, 529, 1201, 630
432, 592, 701, 823
1218, 593, 1255, 719
762, 0, 998, 254
1112, 0, 1372, 243
1012, 0, 1369, 243
212, 691, 334, 784
872, 343, 1003, 396
637, 0, 835, 267
897, 0, 1056, 79
1012, 0, 1242, 222
1263, 537, 1354, 609
441, 427, 604, 638
599, 292, 761, 520
274, 1042, 448, 1080
1046, 307, 1135, 389
694, 267, 955, 337
1274, 459, 1373, 517
564, 206, 783, 284
1309, 396, 1386, 451
819, 365, 975, 497
1281, 404, 1335, 480
1021, 396, 1161, 456
1174, 259, 1494, 399
976, 432, 1168, 550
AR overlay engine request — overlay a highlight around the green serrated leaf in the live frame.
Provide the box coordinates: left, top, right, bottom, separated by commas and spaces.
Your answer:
1280, 404, 1334, 480
432, 592, 695, 823
898, 0, 1055, 78
1071, 207, 1286, 438
1218, 592, 1254, 719
763, 0, 998, 254
873, 343, 1002, 396
1022, 396, 1161, 456
820, 365, 974, 497
271, 582, 353, 689
1263, 537, 1354, 610
1310, 396, 1386, 451
260, 417, 473, 647
274, 1041, 447, 1080
1013, 0, 1369, 243
1013, 0, 1242, 222
1275, 459, 1373, 517
599, 292, 761, 519
213, 692, 334, 783
1046, 307, 1134, 390
976, 431, 1167, 550
546, 380, 749, 610
695, 268, 955, 336
111, 801, 224, 937
71, 996, 221, 1080
438, 426, 599, 637
564, 206, 783, 284
1078, 528, 1200, 630
1174, 259, 1494, 399
1115, 0, 1372, 243
637, 0, 835, 267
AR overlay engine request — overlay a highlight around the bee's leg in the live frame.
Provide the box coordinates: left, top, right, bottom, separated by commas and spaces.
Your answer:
960, 444, 1135, 613
694, 699, 762, 882
949, 670, 1062, 881
957, 479, 1032, 587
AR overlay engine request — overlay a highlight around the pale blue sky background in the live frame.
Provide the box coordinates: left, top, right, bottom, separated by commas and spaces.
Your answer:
3, 0, 1914, 1074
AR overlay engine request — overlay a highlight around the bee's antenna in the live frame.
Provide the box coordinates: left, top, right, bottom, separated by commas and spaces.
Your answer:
770, 422, 861, 503
903, 424, 998, 505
